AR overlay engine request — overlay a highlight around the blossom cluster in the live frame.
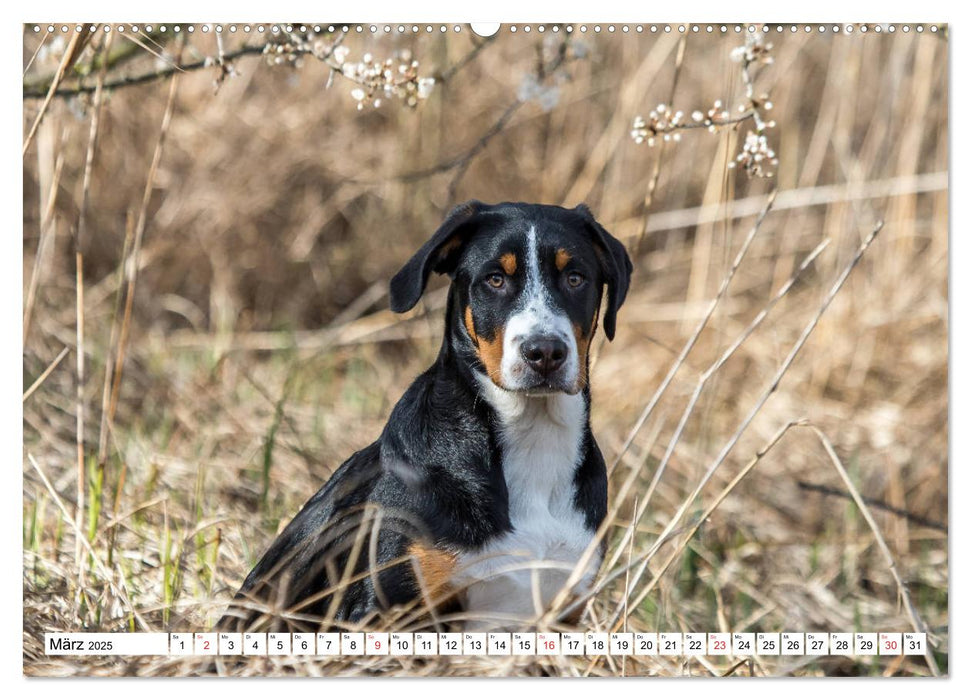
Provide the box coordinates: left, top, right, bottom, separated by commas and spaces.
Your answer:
630, 103, 685, 146
730, 131, 778, 177
629, 30, 779, 177
263, 41, 307, 68
730, 32, 774, 67
338, 49, 435, 110
263, 32, 435, 111
631, 99, 753, 146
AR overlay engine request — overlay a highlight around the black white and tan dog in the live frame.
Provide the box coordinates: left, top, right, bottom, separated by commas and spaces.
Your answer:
218, 200, 632, 632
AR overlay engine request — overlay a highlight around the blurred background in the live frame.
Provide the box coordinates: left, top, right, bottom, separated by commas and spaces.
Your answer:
23, 23, 947, 676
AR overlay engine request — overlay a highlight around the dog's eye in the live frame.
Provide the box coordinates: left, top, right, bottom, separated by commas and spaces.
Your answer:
566, 271, 585, 288
486, 273, 506, 289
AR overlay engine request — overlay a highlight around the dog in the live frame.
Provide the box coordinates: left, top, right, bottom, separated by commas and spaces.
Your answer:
218, 201, 631, 633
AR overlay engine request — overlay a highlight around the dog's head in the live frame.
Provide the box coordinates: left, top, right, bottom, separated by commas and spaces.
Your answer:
390, 201, 632, 395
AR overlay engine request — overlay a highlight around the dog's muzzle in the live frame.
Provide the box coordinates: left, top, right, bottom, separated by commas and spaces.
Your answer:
520, 336, 568, 377
516, 334, 576, 393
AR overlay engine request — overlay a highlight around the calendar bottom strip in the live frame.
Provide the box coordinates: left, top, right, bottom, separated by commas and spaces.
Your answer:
45, 631, 928, 658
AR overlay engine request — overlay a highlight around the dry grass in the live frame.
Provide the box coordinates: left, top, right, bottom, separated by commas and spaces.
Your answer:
22, 23, 948, 677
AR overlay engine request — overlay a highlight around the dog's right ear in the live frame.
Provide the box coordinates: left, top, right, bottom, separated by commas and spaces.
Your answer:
389, 200, 485, 313
574, 204, 633, 341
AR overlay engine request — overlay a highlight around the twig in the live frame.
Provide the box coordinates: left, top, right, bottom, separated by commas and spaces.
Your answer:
23, 346, 70, 403
24, 27, 429, 102
24, 42, 266, 99
23, 26, 92, 155
630, 29, 776, 177
72, 151, 87, 583
392, 39, 577, 189
109, 62, 181, 428
78, 25, 113, 432
118, 31, 182, 74
806, 425, 940, 676
402, 100, 522, 182
737, 34, 771, 135
23, 27, 171, 94
796, 481, 947, 532
71, 240, 86, 584
71, 33, 113, 584
23, 29, 49, 77
23, 147, 65, 345
638, 110, 760, 143
97, 213, 133, 468
438, 33, 498, 83
623, 495, 637, 634
563, 34, 679, 206
634, 35, 687, 257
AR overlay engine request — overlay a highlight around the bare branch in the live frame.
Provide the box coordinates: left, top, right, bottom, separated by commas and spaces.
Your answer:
796, 481, 947, 532
24, 42, 264, 99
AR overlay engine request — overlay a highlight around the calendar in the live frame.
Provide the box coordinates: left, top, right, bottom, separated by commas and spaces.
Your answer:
22, 14, 949, 681
44, 631, 929, 658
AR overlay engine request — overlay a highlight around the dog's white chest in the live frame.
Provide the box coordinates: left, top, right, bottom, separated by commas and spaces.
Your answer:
455, 383, 601, 628
498, 394, 591, 551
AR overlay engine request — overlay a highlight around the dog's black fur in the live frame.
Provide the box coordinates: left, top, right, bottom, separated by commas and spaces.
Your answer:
218, 201, 631, 632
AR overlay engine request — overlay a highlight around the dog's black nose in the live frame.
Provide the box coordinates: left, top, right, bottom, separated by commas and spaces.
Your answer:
521, 337, 568, 376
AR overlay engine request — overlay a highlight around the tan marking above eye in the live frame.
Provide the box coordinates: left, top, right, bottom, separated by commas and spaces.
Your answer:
555, 248, 572, 271
499, 252, 518, 275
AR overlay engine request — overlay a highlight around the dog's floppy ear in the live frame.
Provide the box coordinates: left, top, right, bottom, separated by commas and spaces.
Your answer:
574, 204, 633, 341
389, 200, 485, 313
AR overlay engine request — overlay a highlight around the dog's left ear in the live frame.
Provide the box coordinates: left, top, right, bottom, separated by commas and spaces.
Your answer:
574, 204, 633, 341
390, 200, 485, 313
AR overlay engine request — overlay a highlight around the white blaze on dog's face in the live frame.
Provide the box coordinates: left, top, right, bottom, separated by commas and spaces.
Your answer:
498, 226, 581, 393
